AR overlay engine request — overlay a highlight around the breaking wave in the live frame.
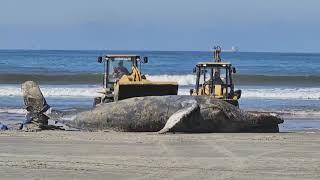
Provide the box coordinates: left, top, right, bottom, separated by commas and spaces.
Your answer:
148, 74, 320, 86
0, 85, 319, 100
1, 73, 320, 86
177, 87, 320, 100
0, 85, 100, 97
0, 108, 27, 114
146, 74, 195, 86
242, 87, 320, 100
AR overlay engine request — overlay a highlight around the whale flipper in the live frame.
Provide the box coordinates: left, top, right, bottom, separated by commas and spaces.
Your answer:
158, 100, 200, 134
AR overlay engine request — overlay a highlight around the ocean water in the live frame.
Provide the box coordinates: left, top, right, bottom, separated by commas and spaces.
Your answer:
0, 50, 319, 131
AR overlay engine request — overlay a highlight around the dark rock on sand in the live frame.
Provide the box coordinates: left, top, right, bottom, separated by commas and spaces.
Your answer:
0, 122, 8, 130
21, 81, 52, 131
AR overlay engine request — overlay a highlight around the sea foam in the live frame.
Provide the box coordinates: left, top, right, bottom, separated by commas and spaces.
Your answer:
0, 82, 319, 100
0, 85, 100, 97
146, 74, 196, 86
243, 88, 320, 100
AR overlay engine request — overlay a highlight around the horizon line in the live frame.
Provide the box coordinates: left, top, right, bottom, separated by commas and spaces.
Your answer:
0, 48, 319, 54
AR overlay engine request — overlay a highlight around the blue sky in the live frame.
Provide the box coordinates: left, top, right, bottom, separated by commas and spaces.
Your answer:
0, 0, 319, 52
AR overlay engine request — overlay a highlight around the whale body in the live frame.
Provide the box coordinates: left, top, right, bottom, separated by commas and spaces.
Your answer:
69, 95, 283, 133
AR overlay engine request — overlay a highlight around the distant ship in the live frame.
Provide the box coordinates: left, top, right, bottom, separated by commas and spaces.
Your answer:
222, 46, 239, 53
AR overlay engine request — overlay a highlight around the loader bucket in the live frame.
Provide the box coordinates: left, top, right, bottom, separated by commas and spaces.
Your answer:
114, 82, 178, 101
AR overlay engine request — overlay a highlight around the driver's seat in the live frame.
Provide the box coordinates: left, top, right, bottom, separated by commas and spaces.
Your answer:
214, 85, 223, 98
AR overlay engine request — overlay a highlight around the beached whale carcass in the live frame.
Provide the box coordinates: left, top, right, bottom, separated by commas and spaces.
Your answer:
69, 95, 283, 133
21, 81, 283, 133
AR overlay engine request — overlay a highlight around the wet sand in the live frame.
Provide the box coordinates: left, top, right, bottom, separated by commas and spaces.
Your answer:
0, 131, 319, 180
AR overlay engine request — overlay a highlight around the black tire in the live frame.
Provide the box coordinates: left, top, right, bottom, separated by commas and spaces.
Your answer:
93, 97, 102, 107
103, 98, 113, 104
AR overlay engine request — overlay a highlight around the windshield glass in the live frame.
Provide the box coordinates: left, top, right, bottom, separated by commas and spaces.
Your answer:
199, 67, 226, 85
109, 60, 132, 80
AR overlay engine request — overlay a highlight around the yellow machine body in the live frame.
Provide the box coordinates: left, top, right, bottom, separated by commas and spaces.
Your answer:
114, 66, 178, 101
94, 55, 178, 105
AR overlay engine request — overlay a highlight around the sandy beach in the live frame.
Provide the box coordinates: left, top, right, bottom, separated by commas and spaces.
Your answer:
0, 131, 319, 180
1, 0, 320, 179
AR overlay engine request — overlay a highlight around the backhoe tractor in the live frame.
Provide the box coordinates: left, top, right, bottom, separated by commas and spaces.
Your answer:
190, 47, 241, 107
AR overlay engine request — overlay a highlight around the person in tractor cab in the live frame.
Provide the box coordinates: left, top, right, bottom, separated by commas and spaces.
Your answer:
213, 71, 224, 84
113, 61, 130, 78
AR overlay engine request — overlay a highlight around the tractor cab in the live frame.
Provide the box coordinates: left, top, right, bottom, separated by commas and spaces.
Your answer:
97, 54, 148, 90
94, 54, 178, 106
190, 47, 241, 107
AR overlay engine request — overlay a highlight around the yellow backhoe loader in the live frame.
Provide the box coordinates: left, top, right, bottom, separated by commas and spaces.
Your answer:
190, 47, 242, 106
94, 54, 178, 106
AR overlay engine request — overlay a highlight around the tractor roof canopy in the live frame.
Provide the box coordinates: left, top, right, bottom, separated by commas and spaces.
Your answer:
98, 54, 147, 64
105, 54, 141, 60
196, 62, 232, 67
